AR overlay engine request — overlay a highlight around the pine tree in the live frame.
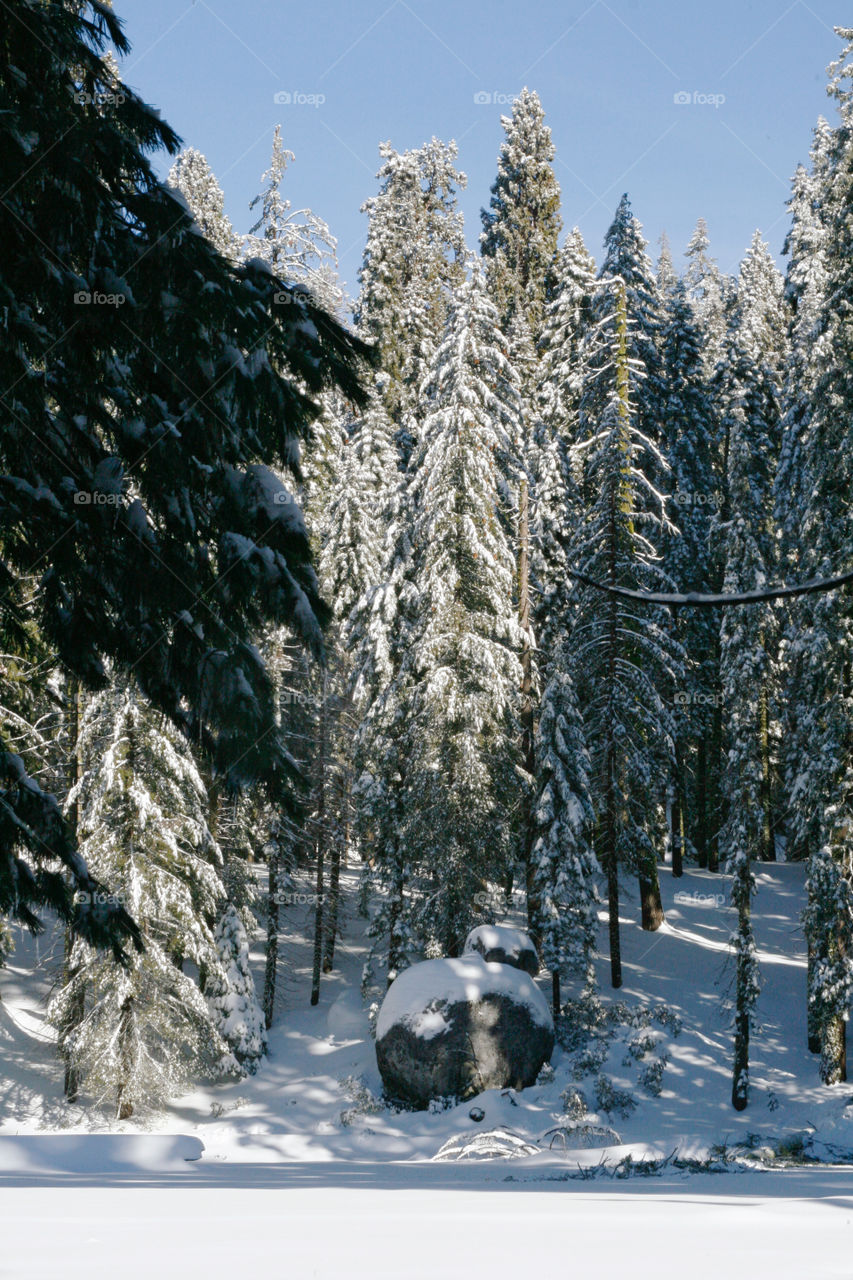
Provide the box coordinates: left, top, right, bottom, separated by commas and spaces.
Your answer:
531, 666, 599, 1012
683, 217, 729, 378
48, 680, 252, 1115
356, 139, 467, 448
246, 125, 341, 312
525, 230, 596, 686
598, 195, 666, 460
167, 147, 240, 259
381, 265, 525, 957
717, 232, 786, 1107
480, 88, 562, 344
569, 276, 682, 983
207, 904, 267, 1071
776, 119, 835, 907
789, 30, 853, 1082
660, 281, 718, 874
0, 1, 371, 947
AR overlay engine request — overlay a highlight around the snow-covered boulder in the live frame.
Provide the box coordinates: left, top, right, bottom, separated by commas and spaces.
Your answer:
463, 924, 540, 976
375, 956, 554, 1108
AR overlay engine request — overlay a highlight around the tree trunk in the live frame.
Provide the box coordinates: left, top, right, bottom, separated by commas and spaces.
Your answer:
518, 478, 540, 948
820, 923, 848, 1084
731, 853, 753, 1111
387, 853, 406, 988
310, 676, 328, 1007
806, 934, 821, 1054
116, 994, 135, 1121
708, 674, 722, 873
62, 677, 84, 1102
263, 837, 280, 1029
671, 767, 685, 879
639, 859, 665, 931
695, 734, 709, 868
322, 838, 341, 974
758, 680, 775, 861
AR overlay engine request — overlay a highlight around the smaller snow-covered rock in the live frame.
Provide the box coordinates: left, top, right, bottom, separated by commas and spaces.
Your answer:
463, 924, 540, 976
375, 956, 554, 1109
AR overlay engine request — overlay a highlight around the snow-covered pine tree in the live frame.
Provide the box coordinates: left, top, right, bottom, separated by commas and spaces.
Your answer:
167, 147, 240, 259
717, 232, 787, 1107
246, 124, 341, 312
480, 87, 562, 345
531, 665, 599, 1013
776, 118, 835, 895
569, 275, 682, 983
659, 280, 718, 874
597, 195, 666, 464
657, 230, 678, 298
683, 217, 730, 380
531, 230, 596, 645
0, 1, 371, 946
790, 30, 853, 1082
388, 263, 525, 956
717, 231, 786, 863
356, 139, 468, 454
48, 679, 264, 1115
206, 904, 267, 1072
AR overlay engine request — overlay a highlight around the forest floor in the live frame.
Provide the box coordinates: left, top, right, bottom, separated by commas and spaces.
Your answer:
2, 860, 853, 1277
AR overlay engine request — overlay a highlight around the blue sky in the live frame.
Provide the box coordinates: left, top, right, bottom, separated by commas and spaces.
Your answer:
114, 0, 844, 298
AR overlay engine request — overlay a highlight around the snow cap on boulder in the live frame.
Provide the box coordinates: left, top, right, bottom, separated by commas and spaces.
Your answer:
463, 924, 540, 976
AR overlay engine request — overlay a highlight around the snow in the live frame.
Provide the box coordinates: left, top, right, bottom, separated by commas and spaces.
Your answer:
463, 924, 537, 964
375, 956, 553, 1041
4, 864, 853, 1275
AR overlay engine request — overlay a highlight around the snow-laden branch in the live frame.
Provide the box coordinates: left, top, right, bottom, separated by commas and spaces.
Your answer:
567, 566, 853, 607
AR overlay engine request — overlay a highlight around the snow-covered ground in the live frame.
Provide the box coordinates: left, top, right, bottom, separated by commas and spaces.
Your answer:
3, 862, 853, 1277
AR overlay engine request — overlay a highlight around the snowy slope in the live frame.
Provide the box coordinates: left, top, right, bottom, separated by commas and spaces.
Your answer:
3, 862, 853, 1170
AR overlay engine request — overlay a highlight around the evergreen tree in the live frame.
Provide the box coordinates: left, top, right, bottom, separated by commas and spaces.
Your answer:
356, 139, 467, 450
48, 680, 249, 1116
207, 904, 267, 1072
717, 232, 786, 1107
379, 265, 525, 957
683, 217, 729, 378
0, 1, 370, 947
531, 666, 599, 1012
531, 230, 596, 649
776, 119, 835, 895
598, 196, 666, 472
789, 30, 853, 1082
569, 276, 681, 983
480, 88, 563, 344
660, 281, 718, 874
167, 147, 240, 259
246, 125, 341, 312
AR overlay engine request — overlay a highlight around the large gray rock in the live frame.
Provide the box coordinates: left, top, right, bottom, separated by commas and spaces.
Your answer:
375, 956, 554, 1109
463, 924, 540, 976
